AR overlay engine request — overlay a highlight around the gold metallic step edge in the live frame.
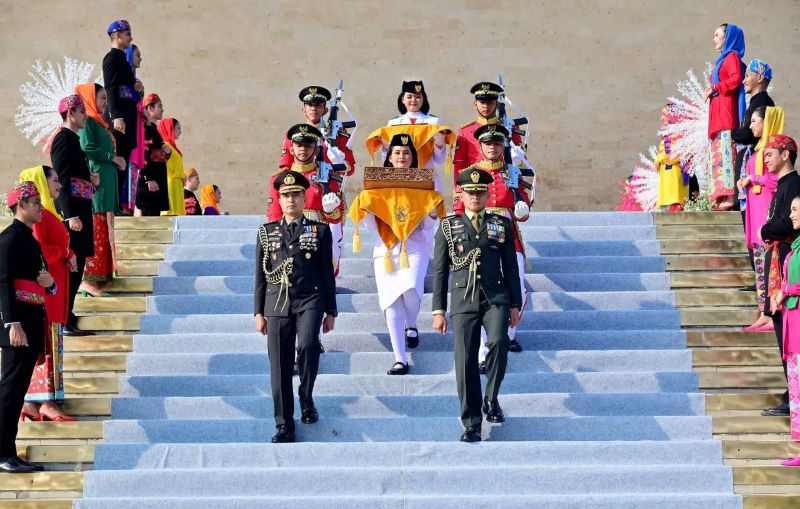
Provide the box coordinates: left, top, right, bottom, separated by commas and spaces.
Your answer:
700, 372, 786, 389
664, 254, 751, 271
725, 440, 800, 460
743, 495, 800, 509
116, 243, 165, 260
734, 465, 800, 484
74, 296, 146, 314
707, 393, 784, 411
670, 271, 753, 289
115, 260, 159, 277
693, 348, 780, 367
115, 229, 173, 244
64, 335, 133, 353
17, 445, 95, 463
653, 212, 743, 225
61, 397, 111, 416
0, 472, 83, 492
676, 289, 755, 307
0, 501, 74, 509
114, 216, 174, 230
64, 376, 118, 395
687, 330, 774, 347
104, 277, 153, 293
64, 354, 126, 373
660, 239, 747, 255
656, 224, 746, 240
18, 421, 103, 440
681, 309, 754, 327
714, 416, 789, 434
76, 315, 139, 332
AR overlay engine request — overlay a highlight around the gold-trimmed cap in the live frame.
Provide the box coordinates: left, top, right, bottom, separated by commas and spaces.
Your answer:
474, 123, 509, 143
273, 170, 310, 193
287, 123, 322, 143
298, 86, 332, 104
470, 81, 503, 100
456, 168, 493, 192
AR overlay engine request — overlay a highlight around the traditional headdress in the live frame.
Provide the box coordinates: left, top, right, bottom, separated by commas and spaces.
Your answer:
107, 20, 131, 34
7, 180, 40, 208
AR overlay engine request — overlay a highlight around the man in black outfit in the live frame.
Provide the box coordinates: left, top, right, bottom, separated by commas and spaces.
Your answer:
0, 181, 55, 473
760, 135, 800, 417
103, 19, 138, 198
50, 95, 96, 337
254, 171, 337, 444
733, 59, 775, 215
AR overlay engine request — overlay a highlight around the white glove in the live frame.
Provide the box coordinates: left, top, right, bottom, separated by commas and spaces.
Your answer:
513, 200, 529, 219
326, 146, 346, 165
510, 144, 526, 166
322, 193, 341, 214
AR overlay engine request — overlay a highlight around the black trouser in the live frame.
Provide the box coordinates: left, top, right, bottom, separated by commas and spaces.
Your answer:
0, 343, 40, 458
139, 207, 162, 217
451, 297, 510, 429
112, 129, 133, 200
67, 255, 87, 327
267, 307, 323, 431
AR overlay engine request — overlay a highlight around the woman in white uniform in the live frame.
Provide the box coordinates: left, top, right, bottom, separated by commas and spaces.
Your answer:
384, 80, 448, 171
361, 134, 439, 375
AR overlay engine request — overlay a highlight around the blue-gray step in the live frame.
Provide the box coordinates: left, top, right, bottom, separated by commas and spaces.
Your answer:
146, 291, 676, 314
152, 272, 672, 294
139, 310, 681, 334
124, 350, 691, 376
131, 330, 688, 353
117, 372, 698, 397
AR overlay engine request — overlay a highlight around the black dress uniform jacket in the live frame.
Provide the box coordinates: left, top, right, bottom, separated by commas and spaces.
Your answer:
103, 47, 138, 151
254, 216, 338, 318
50, 127, 94, 258
432, 212, 522, 315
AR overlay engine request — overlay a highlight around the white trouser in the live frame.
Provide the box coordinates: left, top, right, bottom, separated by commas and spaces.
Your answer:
479, 252, 528, 363
384, 289, 422, 364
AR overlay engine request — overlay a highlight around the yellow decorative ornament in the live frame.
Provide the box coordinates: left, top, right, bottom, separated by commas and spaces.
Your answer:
400, 135, 410, 146
414, 84, 422, 93
471, 171, 480, 183
284, 174, 296, 185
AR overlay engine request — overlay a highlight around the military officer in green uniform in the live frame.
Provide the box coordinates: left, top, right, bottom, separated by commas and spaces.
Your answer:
254, 170, 338, 444
431, 168, 522, 442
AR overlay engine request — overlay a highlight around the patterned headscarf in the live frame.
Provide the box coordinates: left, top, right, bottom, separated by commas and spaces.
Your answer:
747, 59, 773, 80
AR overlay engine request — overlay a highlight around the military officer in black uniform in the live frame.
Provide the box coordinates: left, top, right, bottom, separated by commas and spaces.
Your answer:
254, 170, 338, 444
0, 181, 55, 473
431, 168, 522, 442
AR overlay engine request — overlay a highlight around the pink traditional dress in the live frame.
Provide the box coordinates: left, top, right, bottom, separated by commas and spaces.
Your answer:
743, 153, 778, 311
780, 242, 800, 441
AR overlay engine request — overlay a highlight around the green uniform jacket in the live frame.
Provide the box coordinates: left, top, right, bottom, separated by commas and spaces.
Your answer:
78, 117, 119, 214
432, 212, 522, 315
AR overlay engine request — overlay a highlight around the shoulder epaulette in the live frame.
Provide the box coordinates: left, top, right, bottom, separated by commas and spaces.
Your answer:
459, 120, 477, 130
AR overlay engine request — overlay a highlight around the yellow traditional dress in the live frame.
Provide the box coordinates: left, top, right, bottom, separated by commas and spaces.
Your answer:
161, 142, 186, 216
655, 137, 688, 208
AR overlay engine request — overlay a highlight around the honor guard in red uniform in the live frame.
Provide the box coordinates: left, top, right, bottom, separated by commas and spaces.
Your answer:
452, 124, 530, 356
453, 82, 525, 178
279, 86, 355, 177
268, 124, 345, 274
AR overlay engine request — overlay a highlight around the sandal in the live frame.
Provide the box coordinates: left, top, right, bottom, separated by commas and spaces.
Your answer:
387, 362, 409, 376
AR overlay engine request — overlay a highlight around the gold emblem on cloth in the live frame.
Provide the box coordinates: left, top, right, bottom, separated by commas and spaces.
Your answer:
285, 174, 296, 185
299, 125, 308, 134
400, 135, 410, 146
481, 83, 490, 91
394, 204, 410, 222
470, 171, 480, 183
308, 87, 317, 96
414, 84, 422, 93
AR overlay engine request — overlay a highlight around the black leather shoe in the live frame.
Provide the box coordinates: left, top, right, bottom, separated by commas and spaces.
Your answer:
761, 404, 790, 416
483, 399, 505, 423
0, 457, 37, 473
63, 324, 94, 336
460, 425, 481, 442
300, 399, 319, 424
405, 327, 419, 349
508, 339, 522, 353
478, 361, 487, 375
271, 426, 295, 443
14, 456, 43, 471
387, 362, 408, 375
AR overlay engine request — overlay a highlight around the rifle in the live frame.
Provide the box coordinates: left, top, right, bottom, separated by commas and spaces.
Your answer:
317, 80, 356, 195
497, 75, 536, 203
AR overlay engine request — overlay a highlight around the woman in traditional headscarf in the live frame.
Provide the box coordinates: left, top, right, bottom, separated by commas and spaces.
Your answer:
351, 134, 444, 375
706, 23, 746, 210
75, 83, 126, 296
158, 118, 185, 216
739, 106, 785, 331
200, 184, 222, 215
18, 166, 76, 421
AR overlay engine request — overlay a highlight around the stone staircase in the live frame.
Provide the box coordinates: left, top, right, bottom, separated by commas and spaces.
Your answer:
64, 212, 739, 508
660, 212, 800, 509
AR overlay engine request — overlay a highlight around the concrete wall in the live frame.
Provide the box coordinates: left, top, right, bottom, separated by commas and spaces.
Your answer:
1, 0, 798, 213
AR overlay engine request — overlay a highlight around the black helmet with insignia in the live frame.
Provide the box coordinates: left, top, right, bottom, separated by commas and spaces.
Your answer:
397, 80, 431, 115
383, 133, 419, 168
273, 170, 311, 194
456, 168, 493, 192
470, 81, 503, 101
298, 86, 331, 104
473, 123, 509, 143
286, 123, 323, 144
